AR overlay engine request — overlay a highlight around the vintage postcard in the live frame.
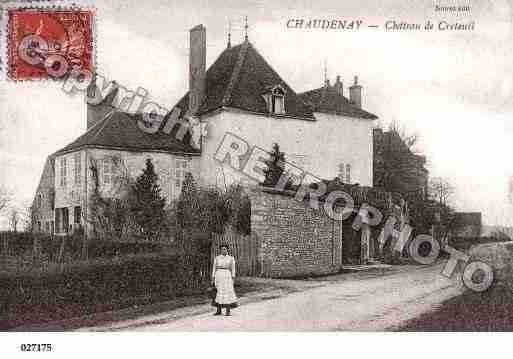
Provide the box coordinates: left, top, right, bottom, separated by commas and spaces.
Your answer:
0, 0, 512, 356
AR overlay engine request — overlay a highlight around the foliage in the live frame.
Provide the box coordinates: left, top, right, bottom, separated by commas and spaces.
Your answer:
0, 185, 10, 213
225, 184, 251, 235
8, 208, 20, 232
129, 158, 167, 240
429, 176, 455, 208
175, 174, 229, 235
489, 230, 511, 241
0, 251, 207, 330
0, 231, 173, 262
387, 119, 419, 151
89, 157, 132, 241
175, 175, 251, 236
262, 143, 294, 190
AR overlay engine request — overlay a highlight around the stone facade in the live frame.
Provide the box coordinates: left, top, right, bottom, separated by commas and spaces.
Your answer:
52, 148, 200, 236
31, 157, 55, 233
249, 188, 343, 278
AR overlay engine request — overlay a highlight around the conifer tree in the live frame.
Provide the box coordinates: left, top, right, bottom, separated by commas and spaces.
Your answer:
262, 143, 293, 189
130, 158, 166, 240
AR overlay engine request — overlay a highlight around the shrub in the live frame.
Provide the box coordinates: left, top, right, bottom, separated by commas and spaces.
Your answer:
0, 232, 173, 262
175, 177, 251, 236
0, 252, 207, 329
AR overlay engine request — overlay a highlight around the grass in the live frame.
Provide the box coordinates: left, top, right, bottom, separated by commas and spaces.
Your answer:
398, 283, 513, 331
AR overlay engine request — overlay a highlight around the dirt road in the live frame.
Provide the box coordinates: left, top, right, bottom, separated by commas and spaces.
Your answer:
84, 263, 463, 331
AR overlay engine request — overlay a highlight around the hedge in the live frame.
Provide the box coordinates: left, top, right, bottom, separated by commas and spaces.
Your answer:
0, 252, 209, 330
0, 232, 172, 261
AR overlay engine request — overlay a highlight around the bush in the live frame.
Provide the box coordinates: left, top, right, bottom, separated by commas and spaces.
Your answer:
175, 177, 251, 236
0, 232, 173, 262
0, 252, 207, 329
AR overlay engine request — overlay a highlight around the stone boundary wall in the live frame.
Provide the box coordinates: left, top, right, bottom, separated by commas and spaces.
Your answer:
248, 188, 343, 278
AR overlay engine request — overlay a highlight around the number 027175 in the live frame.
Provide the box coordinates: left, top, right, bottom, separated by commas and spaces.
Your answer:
20, 344, 53, 352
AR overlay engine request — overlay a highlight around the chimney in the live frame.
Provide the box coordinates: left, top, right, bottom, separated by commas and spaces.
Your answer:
86, 75, 119, 130
334, 75, 343, 96
349, 75, 362, 108
189, 24, 206, 115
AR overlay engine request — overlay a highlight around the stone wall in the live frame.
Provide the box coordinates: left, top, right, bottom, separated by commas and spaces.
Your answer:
249, 188, 343, 278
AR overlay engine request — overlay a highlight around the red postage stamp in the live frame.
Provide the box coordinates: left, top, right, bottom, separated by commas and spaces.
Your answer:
6, 8, 94, 80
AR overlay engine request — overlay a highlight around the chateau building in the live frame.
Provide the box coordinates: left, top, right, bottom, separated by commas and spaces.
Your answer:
31, 24, 378, 236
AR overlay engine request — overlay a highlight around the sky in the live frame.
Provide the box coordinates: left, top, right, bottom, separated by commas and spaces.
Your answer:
1, 0, 513, 228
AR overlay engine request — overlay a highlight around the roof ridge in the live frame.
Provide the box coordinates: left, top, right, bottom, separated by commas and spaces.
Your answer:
221, 41, 250, 106
89, 109, 117, 144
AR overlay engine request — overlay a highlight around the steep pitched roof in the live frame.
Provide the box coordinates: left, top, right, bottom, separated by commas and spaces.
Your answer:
298, 87, 377, 120
175, 41, 315, 120
54, 112, 200, 155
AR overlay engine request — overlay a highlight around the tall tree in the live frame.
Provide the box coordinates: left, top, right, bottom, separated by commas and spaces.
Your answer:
374, 120, 424, 196
129, 158, 166, 240
262, 143, 293, 190
428, 176, 460, 237
429, 176, 455, 208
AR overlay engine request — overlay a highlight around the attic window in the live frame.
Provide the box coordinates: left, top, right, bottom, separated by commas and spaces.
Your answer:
263, 86, 286, 115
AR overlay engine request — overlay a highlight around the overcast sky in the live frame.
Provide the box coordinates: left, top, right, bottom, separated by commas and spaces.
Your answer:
1, 0, 512, 229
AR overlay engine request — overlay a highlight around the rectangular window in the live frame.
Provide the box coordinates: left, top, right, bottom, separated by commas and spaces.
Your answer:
60, 157, 67, 187
346, 164, 351, 184
74, 206, 82, 224
274, 96, 285, 114
174, 159, 190, 191
102, 158, 111, 185
74, 152, 81, 185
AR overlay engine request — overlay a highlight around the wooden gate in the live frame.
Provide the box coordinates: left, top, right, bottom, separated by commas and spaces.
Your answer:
211, 230, 260, 277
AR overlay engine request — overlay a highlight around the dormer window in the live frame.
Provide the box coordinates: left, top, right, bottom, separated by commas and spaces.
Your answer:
263, 85, 286, 115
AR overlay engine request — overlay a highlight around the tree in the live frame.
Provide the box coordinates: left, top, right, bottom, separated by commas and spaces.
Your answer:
0, 185, 11, 213
429, 177, 455, 208
388, 119, 419, 151
427, 176, 461, 238
262, 143, 294, 190
373, 120, 426, 198
9, 207, 19, 232
129, 158, 166, 240
490, 229, 511, 241
176, 173, 230, 235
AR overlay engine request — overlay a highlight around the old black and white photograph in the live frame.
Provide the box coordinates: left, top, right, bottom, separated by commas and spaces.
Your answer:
0, 0, 512, 357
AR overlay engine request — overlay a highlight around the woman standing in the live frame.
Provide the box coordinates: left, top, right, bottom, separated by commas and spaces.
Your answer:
211, 244, 238, 316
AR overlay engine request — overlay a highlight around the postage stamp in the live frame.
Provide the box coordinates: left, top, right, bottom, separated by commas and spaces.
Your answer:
5, 7, 94, 80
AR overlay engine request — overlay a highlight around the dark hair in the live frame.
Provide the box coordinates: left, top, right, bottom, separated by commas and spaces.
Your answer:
219, 244, 229, 250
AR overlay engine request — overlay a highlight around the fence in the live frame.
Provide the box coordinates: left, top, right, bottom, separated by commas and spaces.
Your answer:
211, 230, 260, 277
